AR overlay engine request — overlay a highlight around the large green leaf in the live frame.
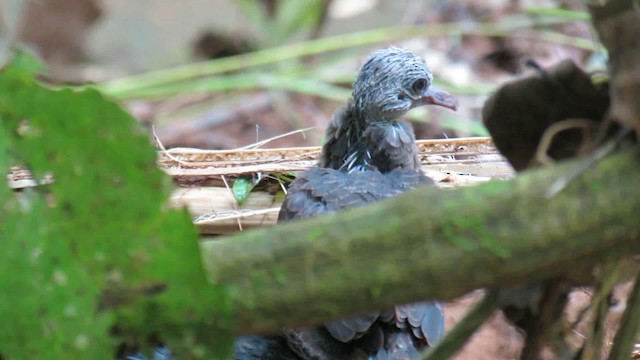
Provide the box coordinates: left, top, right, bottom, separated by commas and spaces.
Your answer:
0, 51, 232, 359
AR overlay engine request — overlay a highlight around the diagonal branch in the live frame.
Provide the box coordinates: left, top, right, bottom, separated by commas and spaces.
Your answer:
200, 148, 640, 335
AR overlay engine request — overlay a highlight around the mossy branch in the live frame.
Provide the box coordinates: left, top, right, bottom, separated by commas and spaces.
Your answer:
200, 148, 640, 335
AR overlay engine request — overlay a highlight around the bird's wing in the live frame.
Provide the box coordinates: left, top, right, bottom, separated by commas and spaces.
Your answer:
277, 167, 353, 221
392, 302, 445, 347
279, 167, 426, 221
234, 336, 301, 360
386, 167, 434, 189
318, 106, 354, 169
369, 330, 422, 360
324, 312, 381, 342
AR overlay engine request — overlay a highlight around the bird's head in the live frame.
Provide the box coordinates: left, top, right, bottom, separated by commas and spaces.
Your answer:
352, 47, 457, 122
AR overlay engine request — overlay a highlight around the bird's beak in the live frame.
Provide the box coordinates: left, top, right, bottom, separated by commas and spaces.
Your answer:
416, 87, 458, 111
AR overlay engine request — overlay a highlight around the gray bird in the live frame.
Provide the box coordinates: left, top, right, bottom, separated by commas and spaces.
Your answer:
318, 47, 457, 173
236, 47, 457, 360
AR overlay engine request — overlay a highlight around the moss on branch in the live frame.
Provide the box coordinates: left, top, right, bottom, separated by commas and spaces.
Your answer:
201, 149, 640, 335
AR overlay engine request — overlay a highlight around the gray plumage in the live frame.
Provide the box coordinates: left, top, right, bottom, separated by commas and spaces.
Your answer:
234, 336, 300, 360
278, 167, 431, 221
279, 168, 444, 360
319, 47, 456, 173
236, 47, 456, 360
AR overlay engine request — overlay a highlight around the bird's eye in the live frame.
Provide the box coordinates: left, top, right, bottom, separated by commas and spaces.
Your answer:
412, 78, 428, 93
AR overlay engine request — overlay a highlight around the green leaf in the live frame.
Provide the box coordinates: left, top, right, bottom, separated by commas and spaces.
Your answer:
2, 46, 44, 79
235, 0, 272, 43
274, 0, 323, 41
525, 6, 590, 21
0, 52, 232, 359
232, 175, 256, 205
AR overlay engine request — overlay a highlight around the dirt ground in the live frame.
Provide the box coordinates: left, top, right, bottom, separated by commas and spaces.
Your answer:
446, 283, 635, 360
446, 291, 524, 360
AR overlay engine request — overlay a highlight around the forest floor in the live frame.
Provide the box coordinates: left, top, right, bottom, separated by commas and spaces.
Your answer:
16, 0, 632, 358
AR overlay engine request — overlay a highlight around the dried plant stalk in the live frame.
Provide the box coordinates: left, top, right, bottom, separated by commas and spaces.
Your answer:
161, 137, 513, 234
7, 137, 514, 234
169, 187, 281, 234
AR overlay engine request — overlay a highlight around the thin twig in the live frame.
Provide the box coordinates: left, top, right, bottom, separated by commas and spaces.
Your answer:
545, 127, 632, 198
534, 118, 596, 166
238, 126, 317, 149
151, 125, 191, 166
265, 174, 289, 195
422, 290, 500, 360
195, 208, 281, 223
520, 280, 571, 360
608, 274, 640, 360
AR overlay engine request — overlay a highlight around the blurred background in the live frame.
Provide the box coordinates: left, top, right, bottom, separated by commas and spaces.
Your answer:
7, 0, 604, 152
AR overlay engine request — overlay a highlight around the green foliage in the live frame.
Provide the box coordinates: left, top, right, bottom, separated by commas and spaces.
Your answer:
525, 6, 590, 21
96, 13, 591, 137
232, 176, 256, 205
98, 14, 586, 99
0, 51, 233, 359
236, 0, 326, 46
